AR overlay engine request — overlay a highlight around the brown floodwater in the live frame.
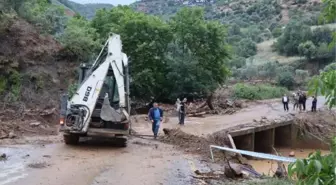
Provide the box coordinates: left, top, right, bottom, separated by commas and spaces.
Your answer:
248, 148, 331, 176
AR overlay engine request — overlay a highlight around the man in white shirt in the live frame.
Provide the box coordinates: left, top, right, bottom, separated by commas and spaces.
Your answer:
282, 94, 289, 112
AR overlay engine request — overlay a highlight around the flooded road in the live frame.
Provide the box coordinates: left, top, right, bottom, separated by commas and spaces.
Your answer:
0, 138, 202, 185
0, 96, 329, 185
248, 148, 331, 176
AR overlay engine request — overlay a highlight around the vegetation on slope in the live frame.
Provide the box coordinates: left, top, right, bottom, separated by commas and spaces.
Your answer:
54, 0, 113, 19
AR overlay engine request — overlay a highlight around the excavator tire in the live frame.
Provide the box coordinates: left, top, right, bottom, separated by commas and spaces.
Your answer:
63, 134, 79, 145
115, 137, 127, 147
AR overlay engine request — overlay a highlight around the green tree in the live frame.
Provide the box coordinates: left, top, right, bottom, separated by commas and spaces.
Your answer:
323, 62, 336, 72
229, 56, 246, 68
298, 41, 317, 60
277, 71, 296, 90
169, 7, 230, 94
92, 6, 173, 100
308, 70, 336, 109
60, 15, 100, 62
295, 69, 309, 82
275, 20, 312, 56
236, 38, 257, 58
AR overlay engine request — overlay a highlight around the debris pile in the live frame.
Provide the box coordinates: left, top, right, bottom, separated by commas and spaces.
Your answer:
186, 88, 245, 117
161, 128, 213, 156
294, 110, 336, 142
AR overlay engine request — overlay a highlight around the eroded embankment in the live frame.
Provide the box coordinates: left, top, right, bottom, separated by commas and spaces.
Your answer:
161, 110, 335, 180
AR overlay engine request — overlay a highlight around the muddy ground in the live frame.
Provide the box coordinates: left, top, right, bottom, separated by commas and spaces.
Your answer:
0, 97, 335, 185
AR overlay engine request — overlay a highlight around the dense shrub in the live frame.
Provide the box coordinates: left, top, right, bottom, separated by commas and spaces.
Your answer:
236, 38, 257, 57
277, 71, 296, 89
323, 62, 336, 72
233, 83, 288, 100
295, 69, 309, 82
275, 20, 312, 56
271, 27, 282, 37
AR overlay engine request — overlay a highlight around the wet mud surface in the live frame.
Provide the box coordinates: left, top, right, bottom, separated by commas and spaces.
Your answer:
0, 138, 211, 185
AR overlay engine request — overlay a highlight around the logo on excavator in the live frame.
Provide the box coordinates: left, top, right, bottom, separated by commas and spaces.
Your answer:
83, 86, 92, 102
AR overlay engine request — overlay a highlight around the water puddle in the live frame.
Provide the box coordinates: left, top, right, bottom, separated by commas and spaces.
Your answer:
0, 146, 29, 185
248, 148, 330, 176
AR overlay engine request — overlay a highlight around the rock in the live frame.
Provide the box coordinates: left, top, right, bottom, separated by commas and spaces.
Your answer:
30, 122, 41, 127
289, 151, 295, 157
242, 170, 250, 178
229, 162, 242, 175
8, 131, 16, 138
0, 153, 6, 159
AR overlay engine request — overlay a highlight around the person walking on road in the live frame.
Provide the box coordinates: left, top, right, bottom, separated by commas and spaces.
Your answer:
311, 96, 317, 112
282, 94, 289, 111
148, 102, 163, 139
178, 98, 187, 125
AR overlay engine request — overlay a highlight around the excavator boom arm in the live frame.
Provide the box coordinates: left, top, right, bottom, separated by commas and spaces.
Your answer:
69, 34, 128, 133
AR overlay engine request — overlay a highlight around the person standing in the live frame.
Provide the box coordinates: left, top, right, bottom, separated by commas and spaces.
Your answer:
282, 94, 289, 111
292, 93, 299, 110
311, 96, 317, 112
178, 98, 187, 125
148, 102, 163, 139
298, 92, 304, 111
175, 98, 181, 116
302, 92, 307, 111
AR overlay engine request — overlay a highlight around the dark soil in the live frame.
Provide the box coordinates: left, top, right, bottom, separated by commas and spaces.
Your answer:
0, 17, 76, 138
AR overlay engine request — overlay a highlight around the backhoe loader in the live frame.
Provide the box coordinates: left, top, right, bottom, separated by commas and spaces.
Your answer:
59, 33, 131, 146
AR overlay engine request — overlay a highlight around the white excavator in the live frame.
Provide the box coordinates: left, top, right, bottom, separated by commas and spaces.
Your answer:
59, 33, 131, 146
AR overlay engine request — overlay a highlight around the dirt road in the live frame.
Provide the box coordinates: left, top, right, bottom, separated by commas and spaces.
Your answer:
135, 96, 327, 137
0, 138, 212, 185
0, 96, 327, 185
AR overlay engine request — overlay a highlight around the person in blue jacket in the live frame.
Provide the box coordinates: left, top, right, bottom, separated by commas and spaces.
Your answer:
148, 102, 163, 139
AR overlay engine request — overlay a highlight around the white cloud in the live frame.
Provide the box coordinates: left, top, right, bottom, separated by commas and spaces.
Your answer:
70, 0, 136, 5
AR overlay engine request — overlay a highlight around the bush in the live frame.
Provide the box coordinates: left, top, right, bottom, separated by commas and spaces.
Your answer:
295, 69, 309, 82
298, 41, 317, 60
236, 38, 257, 58
323, 62, 336, 72
272, 27, 282, 38
288, 137, 336, 185
229, 56, 246, 68
233, 83, 288, 100
277, 71, 296, 89
275, 20, 312, 56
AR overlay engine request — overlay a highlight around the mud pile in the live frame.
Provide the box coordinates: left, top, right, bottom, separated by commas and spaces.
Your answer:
294, 110, 336, 142
161, 128, 232, 159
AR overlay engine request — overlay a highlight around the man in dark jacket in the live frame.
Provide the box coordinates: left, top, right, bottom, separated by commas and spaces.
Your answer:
311, 96, 317, 112
148, 102, 163, 139
178, 98, 187, 125
298, 93, 304, 111
302, 92, 307, 111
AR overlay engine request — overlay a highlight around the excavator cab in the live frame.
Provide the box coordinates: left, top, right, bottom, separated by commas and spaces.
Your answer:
59, 34, 130, 146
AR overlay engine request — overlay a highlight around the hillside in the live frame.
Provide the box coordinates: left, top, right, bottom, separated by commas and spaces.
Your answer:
53, 0, 113, 19
0, 15, 77, 126
132, 0, 322, 25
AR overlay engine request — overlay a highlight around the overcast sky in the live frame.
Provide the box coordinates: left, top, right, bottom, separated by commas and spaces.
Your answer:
70, 0, 136, 5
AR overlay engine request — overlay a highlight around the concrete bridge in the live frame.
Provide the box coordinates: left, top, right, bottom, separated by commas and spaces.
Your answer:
229, 118, 330, 155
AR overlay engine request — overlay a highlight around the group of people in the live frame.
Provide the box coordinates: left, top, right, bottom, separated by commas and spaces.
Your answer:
282, 90, 317, 112
147, 98, 188, 139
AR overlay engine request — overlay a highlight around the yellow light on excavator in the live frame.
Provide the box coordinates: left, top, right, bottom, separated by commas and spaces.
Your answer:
60, 118, 64, 125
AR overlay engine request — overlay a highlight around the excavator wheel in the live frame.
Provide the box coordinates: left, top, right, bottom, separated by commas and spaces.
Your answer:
114, 137, 127, 147
63, 134, 80, 145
